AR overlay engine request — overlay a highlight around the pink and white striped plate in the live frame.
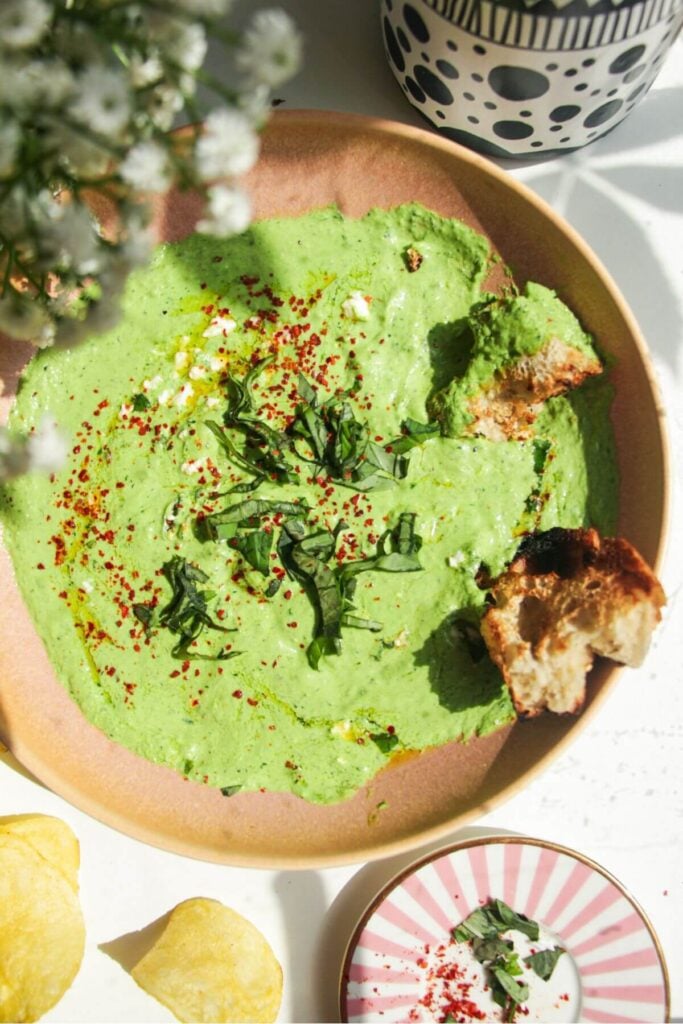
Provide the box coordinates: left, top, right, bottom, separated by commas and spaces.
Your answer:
341, 837, 669, 1023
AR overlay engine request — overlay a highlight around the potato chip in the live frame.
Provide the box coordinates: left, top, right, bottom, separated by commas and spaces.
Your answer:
131, 898, 283, 1023
0, 814, 80, 891
0, 832, 85, 1023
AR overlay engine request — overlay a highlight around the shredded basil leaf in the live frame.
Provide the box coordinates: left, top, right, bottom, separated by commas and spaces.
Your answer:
220, 785, 242, 798
135, 557, 237, 661
453, 898, 564, 1023
370, 732, 399, 755
524, 946, 565, 981
132, 393, 150, 411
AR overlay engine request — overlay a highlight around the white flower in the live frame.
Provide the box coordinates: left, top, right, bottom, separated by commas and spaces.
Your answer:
145, 83, 185, 131
197, 184, 251, 236
0, 0, 51, 51
0, 122, 20, 178
120, 141, 172, 193
26, 418, 69, 474
154, 20, 207, 73
174, 0, 233, 15
129, 53, 164, 89
38, 196, 102, 275
236, 9, 302, 88
47, 122, 110, 178
69, 67, 131, 138
0, 58, 75, 110
238, 84, 272, 128
196, 108, 260, 181
0, 293, 55, 346
119, 217, 155, 269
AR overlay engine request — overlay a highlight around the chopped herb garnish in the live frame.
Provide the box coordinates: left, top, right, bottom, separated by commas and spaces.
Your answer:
132, 393, 150, 411
278, 511, 424, 669
134, 557, 238, 661
207, 357, 298, 489
289, 375, 440, 492
524, 946, 565, 981
386, 417, 440, 455
453, 898, 564, 1022
220, 784, 242, 797
370, 732, 399, 755
198, 497, 309, 576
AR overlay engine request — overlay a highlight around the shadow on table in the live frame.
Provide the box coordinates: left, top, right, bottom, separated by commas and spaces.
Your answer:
505, 85, 683, 375
99, 909, 172, 974
273, 870, 328, 1024
310, 824, 520, 1023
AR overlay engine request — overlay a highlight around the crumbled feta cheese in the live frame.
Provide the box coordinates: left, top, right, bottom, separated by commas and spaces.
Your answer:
81, 580, 94, 594
341, 290, 371, 321
189, 365, 207, 380
174, 351, 190, 371
393, 628, 410, 649
205, 395, 221, 408
118, 403, 132, 420
203, 315, 237, 338
209, 356, 226, 372
181, 459, 203, 475
448, 551, 466, 568
174, 383, 194, 407
143, 375, 163, 392
158, 389, 173, 406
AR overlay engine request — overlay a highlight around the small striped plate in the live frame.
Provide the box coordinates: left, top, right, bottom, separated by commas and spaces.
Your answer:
340, 836, 669, 1023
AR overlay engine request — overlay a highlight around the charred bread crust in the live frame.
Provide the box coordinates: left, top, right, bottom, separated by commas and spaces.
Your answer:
480, 527, 665, 717
466, 338, 603, 441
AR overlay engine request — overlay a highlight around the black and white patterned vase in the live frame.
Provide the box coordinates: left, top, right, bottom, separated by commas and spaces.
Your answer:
381, 0, 683, 156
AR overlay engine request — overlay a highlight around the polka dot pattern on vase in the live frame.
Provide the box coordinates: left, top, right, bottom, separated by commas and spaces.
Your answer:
381, 0, 683, 157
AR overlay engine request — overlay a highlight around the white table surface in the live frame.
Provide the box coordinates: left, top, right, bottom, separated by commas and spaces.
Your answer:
1, 3, 681, 1021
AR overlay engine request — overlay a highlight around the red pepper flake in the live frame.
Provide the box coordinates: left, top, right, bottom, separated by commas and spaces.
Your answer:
286, 621, 298, 629
283, 589, 293, 600
232, 689, 243, 699
116, 481, 125, 489
36, 562, 45, 570
247, 697, 258, 706
170, 670, 181, 678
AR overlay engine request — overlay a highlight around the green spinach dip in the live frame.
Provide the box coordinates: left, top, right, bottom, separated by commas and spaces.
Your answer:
0, 204, 618, 804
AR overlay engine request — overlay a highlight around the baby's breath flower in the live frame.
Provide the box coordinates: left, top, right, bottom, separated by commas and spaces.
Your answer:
0, 0, 52, 51
0, 294, 55, 348
0, 1, 301, 482
197, 184, 251, 236
0, 418, 68, 480
26, 418, 69, 474
120, 141, 172, 193
155, 20, 208, 74
196, 108, 260, 180
174, 0, 233, 16
236, 9, 302, 88
69, 66, 131, 138
35, 194, 102, 275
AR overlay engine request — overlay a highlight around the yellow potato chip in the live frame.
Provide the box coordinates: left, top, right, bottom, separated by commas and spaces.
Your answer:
0, 833, 85, 1023
0, 814, 80, 892
131, 898, 283, 1024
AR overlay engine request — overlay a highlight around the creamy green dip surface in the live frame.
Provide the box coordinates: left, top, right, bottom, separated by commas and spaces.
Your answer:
0, 204, 619, 804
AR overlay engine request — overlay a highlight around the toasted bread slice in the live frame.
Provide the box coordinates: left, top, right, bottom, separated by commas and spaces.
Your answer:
466, 337, 602, 441
480, 527, 665, 716
427, 283, 603, 440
